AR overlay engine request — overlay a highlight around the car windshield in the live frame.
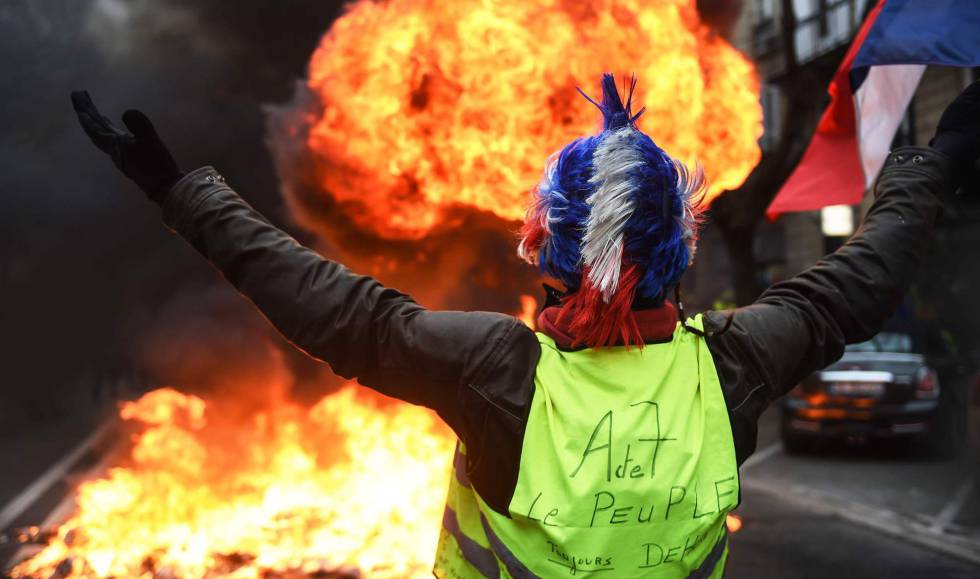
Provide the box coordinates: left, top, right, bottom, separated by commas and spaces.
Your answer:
845, 332, 914, 353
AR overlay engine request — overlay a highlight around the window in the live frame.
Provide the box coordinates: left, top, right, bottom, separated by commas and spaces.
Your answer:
817, 0, 830, 38
760, 84, 782, 150
846, 333, 914, 354
751, 0, 779, 56
754, 0, 775, 23
794, 0, 870, 64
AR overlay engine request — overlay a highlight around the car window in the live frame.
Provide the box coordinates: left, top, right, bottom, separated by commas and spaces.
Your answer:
845, 332, 913, 353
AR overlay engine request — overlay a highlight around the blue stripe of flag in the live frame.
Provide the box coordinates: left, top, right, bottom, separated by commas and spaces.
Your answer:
851, 0, 980, 90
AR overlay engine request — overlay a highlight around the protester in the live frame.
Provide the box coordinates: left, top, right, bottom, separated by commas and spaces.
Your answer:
71, 76, 978, 578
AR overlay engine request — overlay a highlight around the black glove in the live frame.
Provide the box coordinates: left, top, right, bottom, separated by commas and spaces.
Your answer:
71, 90, 184, 203
931, 80, 980, 188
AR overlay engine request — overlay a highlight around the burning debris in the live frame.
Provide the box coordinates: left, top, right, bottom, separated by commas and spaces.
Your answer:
0, 527, 56, 549
11, 385, 453, 578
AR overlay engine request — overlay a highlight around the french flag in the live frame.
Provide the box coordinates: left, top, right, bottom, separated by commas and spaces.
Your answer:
767, 0, 980, 218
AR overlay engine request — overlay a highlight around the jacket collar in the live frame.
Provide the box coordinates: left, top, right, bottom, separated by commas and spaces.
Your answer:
536, 302, 679, 349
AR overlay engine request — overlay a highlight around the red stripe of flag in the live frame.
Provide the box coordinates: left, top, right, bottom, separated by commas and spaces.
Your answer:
766, 0, 887, 218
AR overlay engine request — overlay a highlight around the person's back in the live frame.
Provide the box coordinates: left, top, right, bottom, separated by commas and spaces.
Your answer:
439, 317, 737, 578
71, 74, 979, 577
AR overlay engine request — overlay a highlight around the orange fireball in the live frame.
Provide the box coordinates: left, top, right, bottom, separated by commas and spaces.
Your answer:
304, 0, 761, 239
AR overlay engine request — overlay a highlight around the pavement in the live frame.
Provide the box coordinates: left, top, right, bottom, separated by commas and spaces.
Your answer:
728, 486, 980, 579
726, 406, 980, 577
0, 414, 106, 530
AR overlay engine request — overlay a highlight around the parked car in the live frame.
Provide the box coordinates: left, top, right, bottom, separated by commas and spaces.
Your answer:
781, 330, 944, 453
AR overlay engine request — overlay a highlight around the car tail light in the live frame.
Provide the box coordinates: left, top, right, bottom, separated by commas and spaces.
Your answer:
915, 367, 940, 399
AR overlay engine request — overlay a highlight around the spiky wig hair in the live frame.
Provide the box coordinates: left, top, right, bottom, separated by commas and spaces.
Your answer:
518, 74, 706, 348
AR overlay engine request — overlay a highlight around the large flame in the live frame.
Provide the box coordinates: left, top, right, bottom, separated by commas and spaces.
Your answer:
12, 385, 454, 578
305, 0, 761, 240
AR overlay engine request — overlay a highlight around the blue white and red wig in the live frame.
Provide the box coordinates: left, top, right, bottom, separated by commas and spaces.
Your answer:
518, 73, 706, 348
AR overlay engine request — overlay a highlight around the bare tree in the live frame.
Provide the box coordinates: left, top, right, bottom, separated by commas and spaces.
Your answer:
709, 0, 860, 304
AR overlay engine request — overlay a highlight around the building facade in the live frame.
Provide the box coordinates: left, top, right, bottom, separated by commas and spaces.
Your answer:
733, 0, 975, 279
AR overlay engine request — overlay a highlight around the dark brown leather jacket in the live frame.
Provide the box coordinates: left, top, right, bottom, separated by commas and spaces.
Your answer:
160, 146, 954, 515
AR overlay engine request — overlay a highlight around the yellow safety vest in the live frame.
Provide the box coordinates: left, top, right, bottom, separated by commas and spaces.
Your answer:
434, 315, 739, 578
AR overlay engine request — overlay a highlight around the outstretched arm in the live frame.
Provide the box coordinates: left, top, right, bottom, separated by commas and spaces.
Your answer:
707, 146, 955, 399
70, 91, 538, 437
704, 81, 979, 462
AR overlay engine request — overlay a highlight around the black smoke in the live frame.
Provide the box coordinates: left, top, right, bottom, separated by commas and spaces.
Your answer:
0, 0, 347, 427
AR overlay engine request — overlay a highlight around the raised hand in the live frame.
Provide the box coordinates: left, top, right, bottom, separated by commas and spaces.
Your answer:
931, 80, 980, 190
71, 90, 183, 202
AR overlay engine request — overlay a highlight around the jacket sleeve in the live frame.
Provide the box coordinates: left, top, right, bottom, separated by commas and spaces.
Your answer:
705, 147, 956, 461
160, 166, 534, 436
